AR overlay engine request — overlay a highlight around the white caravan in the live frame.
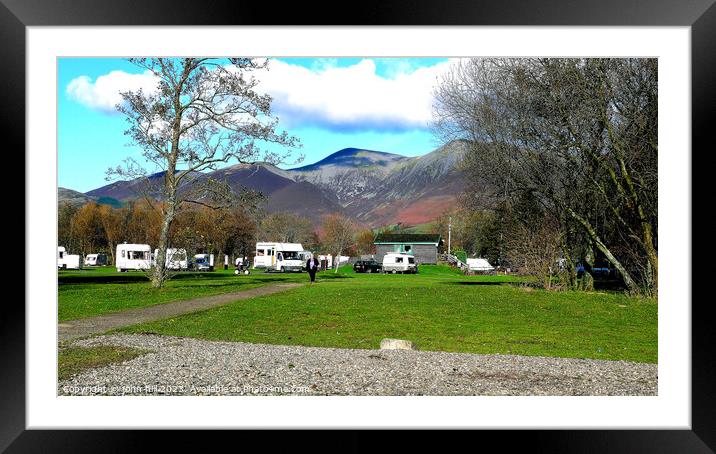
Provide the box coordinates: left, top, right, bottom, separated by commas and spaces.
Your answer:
57, 246, 81, 270
84, 253, 108, 266
467, 258, 495, 273
253, 242, 304, 272
116, 243, 152, 272
382, 253, 417, 274
317, 254, 333, 270
153, 248, 188, 271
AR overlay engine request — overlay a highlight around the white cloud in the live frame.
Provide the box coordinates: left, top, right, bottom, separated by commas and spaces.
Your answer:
66, 70, 159, 113
260, 58, 457, 132
65, 59, 459, 130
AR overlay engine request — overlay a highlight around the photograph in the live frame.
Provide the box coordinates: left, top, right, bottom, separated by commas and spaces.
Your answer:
56, 56, 659, 397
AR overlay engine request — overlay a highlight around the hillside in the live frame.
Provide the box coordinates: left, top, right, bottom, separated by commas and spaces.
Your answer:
289, 141, 467, 226
58, 187, 97, 206
70, 141, 468, 226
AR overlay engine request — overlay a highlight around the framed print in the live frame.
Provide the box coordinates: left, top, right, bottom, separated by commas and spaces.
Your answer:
6, 0, 711, 450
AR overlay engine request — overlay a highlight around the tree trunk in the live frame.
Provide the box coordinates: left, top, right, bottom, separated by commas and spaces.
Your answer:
152, 201, 176, 288
566, 208, 640, 293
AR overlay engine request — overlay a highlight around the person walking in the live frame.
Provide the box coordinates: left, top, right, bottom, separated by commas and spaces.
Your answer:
306, 254, 319, 284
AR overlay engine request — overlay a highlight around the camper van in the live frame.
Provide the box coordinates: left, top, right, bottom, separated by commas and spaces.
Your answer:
297, 251, 313, 271
253, 242, 304, 272
84, 253, 108, 266
382, 253, 417, 274
153, 248, 188, 271
57, 246, 81, 270
116, 243, 152, 272
467, 258, 494, 273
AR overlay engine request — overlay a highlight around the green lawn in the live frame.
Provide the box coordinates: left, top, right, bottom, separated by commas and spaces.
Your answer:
120, 265, 658, 363
58, 266, 316, 321
58, 345, 151, 380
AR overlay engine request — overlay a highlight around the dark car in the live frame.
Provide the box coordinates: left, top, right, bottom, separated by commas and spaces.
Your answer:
353, 259, 382, 273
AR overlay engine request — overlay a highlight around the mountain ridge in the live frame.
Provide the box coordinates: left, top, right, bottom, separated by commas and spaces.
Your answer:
63, 142, 468, 227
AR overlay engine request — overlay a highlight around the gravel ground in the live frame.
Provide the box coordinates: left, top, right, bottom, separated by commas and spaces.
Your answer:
59, 334, 657, 396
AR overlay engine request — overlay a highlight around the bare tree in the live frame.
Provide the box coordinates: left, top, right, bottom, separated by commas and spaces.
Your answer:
321, 213, 356, 273
505, 215, 563, 290
259, 212, 315, 244
110, 58, 300, 288
433, 58, 657, 295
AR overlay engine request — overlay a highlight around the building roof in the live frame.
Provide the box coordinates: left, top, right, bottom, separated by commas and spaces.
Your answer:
374, 233, 442, 245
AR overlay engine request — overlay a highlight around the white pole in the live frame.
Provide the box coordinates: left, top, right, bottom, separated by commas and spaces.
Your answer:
448, 216, 452, 255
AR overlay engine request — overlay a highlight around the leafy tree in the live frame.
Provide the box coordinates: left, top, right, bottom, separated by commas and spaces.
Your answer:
71, 203, 105, 257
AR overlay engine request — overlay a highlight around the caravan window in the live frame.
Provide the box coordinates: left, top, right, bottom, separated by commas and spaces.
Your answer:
282, 251, 299, 260
256, 249, 265, 256
59, 251, 64, 258
129, 251, 147, 260
395, 257, 403, 263
408, 257, 415, 264
404, 245, 412, 253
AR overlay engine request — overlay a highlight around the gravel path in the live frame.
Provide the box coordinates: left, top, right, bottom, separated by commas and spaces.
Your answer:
59, 334, 657, 396
58, 283, 302, 341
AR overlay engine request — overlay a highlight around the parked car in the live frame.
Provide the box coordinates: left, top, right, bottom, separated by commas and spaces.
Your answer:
193, 254, 212, 271
353, 259, 382, 273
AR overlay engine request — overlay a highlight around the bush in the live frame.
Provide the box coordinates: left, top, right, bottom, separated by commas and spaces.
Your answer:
453, 250, 468, 264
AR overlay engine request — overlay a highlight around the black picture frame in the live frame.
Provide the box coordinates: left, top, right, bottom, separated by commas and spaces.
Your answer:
6, 0, 710, 451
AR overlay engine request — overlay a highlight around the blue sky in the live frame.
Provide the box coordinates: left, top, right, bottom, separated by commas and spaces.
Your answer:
58, 57, 453, 192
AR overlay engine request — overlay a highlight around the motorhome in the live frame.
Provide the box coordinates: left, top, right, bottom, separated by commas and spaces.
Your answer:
382, 253, 417, 274
84, 253, 108, 266
57, 246, 81, 270
153, 248, 188, 271
253, 242, 304, 272
116, 243, 152, 272
317, 254, 333, 270
297, 250, 313, 271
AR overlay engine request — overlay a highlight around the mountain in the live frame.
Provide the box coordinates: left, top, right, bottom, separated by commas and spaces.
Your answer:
288, 142, 467, 226
58, 187, 97, 207
85, 171, 173, 202
82, 164, 342, 220
200, 163, 343, 218
72, 141, 468, 227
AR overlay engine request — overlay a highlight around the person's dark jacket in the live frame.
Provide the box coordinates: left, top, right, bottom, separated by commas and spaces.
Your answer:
306, 257, 319, 273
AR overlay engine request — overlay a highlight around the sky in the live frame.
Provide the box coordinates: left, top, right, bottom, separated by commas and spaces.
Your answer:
58, 57, 456, 192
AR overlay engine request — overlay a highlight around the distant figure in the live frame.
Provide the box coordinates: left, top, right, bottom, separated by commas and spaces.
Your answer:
306, 255, 319, 284
235, 256, 241, 270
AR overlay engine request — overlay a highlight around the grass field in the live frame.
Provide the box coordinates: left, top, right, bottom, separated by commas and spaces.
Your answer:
58, 266, 317, 321
58, 345, 150, 380
117, 265, 658, 363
